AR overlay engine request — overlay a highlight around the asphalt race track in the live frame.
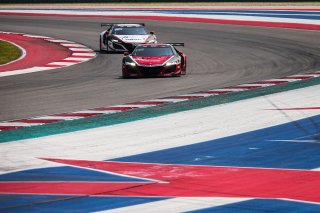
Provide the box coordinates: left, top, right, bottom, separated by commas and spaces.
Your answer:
1, 15, 320, 121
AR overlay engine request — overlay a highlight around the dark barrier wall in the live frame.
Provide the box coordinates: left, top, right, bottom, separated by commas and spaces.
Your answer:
1, 0, 319, 3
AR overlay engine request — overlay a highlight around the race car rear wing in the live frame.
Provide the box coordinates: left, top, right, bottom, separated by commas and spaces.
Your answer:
166, 43, 185, 47
101, 23, 145, 27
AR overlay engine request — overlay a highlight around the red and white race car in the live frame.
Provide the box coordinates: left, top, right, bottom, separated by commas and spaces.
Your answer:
122, 43, 186, 78
99, 23, 157, 53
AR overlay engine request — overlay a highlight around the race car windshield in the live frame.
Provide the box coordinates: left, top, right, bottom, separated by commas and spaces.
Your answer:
113, 27, 147, 35
132, 46, 174, 56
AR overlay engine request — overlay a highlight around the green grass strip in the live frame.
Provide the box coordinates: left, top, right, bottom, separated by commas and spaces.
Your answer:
0, 40, 21, 65
0, 77, 319, 143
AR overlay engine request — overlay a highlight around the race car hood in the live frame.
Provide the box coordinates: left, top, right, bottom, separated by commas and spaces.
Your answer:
115, 35, 149, 43
132, 56, 173, 66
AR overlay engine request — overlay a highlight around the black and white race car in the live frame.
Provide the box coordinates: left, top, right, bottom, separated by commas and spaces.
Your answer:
99, 23, 157, 53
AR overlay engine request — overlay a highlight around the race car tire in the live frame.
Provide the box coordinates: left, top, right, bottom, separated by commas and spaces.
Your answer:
99, 37, 102, 52
99, 37, 110, 53
182, 63, 187, 75
122, 70, 129, 79
172, 71, 182, 77
105, 39, 109, 53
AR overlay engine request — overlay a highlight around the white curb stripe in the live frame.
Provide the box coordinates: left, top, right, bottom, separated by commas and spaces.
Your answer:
238, 83, 274, 87
260, 78, 297, 82
153, 98, 193, 102
112, 104, 157, 108
24, 35, 52, 39
209, 88, 248, 92
34, 116, 84, 120
54, 114, 89, 117
63, 57, 91, 61
46, 39, 75, 43
0, 67, 56, 77
276, 78, 301, 82
47, 62, 77, 66
181, 94, 213, 97
23, 34, 52, 39
72, 52, 96, 56
69, 47, 93, 52
286, 74, 319, 78
73, 110, 121, 114
0, 122, 38, 127
60, 43, 86, 47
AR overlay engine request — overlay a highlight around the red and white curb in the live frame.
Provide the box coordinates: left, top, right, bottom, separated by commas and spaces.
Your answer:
1, 8, 320, 31
0, 71, 319, 131
0, 32, 96, 77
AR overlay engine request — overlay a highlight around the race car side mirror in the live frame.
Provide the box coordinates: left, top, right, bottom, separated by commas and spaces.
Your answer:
150, 31, 155, 35
124, 52, 129, 56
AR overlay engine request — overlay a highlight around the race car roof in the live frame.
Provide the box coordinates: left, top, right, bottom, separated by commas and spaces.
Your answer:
137, 43, 184, 48
101, 23, 145, 27
115, 24, 144, 27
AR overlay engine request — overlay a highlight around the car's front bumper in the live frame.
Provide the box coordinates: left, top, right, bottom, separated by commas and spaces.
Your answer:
123, 64, 181, 77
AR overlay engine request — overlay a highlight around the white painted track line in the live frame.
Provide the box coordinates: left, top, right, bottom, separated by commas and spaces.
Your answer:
99, 197, 250, 213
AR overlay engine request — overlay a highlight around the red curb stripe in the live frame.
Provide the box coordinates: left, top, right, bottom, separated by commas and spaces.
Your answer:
128, 101, 169, 105
162, 96, 202, 99
55, 113, 103, 117
94, 107, 139, 111
282, 76, 312, 80
306, 72, 320, 75
254, 80, 288, 84
14, 119, 61, 124
195, 91, 230, 94
42, 64, 65, 68
227, 85, 262, 90
58, 59, 83, 63
45, 40, 75, 44
0, 126, 22, 131
70, 55, 92, 58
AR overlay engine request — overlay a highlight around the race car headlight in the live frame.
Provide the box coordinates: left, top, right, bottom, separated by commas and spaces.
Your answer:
111, 39, 119, 43
165, 58, 180, 66
125, 61, 136, 66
